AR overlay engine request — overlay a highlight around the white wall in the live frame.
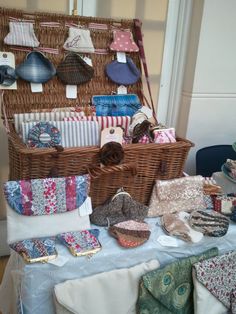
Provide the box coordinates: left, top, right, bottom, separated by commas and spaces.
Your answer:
178, 0, 236, 174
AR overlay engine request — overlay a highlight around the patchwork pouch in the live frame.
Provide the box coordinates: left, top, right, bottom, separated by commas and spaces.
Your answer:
4, 21, 39, 47
57, 53, 94, 85
57, 229, 101, 257
92, 94, 141, 117
109, 220, 151, 248
10, 237, 57, 263
63, 27, 95, 53
148, 176, 205, 217
110, 30, 139, 52
189, 210, 230, 237
4, 174, 90, 216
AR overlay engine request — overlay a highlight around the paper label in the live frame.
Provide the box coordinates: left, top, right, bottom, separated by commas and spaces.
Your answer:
79, 197, 93, 216
140, 106, 153, 119
30, 83, 43, 93
0, 51, 17, 90
117, 85, 127, 94
100, 127, 123, 147
66, 85, 77, 99
157, 235, 179, 247
83, 56, 93, 67
116, 52, 127, 63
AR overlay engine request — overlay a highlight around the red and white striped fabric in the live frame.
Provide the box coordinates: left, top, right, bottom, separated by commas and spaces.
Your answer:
63, 116, 131, 136
4, 21, 39, 47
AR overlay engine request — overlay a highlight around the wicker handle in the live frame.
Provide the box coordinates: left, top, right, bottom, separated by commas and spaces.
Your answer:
87, 162, 137, 179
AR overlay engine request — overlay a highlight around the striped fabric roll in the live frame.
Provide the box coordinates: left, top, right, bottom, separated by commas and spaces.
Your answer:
14, 111, 87, 134
63, 116, 131, 135
21, 120, 100, 148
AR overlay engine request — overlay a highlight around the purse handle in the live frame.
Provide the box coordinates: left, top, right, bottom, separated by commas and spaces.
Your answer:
133, 19, 158, 123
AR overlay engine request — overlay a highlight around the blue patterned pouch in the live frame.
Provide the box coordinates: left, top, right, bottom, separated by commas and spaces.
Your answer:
92, 94, 142, 117
57, 229, 101, 257
10, 237, 57, 263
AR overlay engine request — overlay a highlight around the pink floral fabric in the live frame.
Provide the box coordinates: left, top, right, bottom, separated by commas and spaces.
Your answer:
153, 128, 176, 144
193, 251, 236, 311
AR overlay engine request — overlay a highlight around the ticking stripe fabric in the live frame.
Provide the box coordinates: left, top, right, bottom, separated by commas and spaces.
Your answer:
63, 115, 131, 135
21, 120, 100, 148
14, 111, 87, 134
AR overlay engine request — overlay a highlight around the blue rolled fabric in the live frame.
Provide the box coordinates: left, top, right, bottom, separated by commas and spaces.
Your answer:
105, 56, 141, 85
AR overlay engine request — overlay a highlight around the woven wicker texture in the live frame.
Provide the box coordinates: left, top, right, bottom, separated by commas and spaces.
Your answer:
0, 7, 193, 207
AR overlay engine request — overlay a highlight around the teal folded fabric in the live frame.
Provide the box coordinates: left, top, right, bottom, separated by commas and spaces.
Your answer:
137, 247, 219, 314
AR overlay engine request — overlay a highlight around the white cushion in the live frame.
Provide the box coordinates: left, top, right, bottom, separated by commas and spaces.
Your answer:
54, 259, 160, 314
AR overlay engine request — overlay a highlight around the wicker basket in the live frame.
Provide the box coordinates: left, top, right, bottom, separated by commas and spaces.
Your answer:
0, 7, 193, 207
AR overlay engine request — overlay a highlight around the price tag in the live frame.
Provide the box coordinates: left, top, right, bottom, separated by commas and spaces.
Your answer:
100, 127, 123, 147
83, 56, 93, 67
66, 85, 77, 99
116, 52, 126, 63
117, 85, 127, 94
30, 83, 43, 93
79, 197, 93, 216
157, 235, 179, 247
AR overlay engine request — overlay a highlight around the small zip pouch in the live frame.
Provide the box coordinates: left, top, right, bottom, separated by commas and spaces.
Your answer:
63, 28, 95, 53
213, 194, 236, 215
4, 21, 39, 47
57, 229, 101, 257
110, 30, 139, 52
92, 94, 141, 117
10, 237, 57, 263
152, 127, 176, 143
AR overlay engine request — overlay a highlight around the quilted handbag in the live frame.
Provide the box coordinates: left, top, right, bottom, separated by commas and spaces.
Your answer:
110, 30, 139, 52
4, 174, 90, 216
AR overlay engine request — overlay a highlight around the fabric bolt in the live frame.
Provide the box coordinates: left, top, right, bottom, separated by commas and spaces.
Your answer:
27, 122, 61, 148
57, 229, 101, 257
0, 65, 17, 86
137, 247, 219, 314
10, 237, 57, 263
110, 30, 139, 52
90, 188, 148, 226
193, 251, 236, 312
189, 210, 229, 237
92, 94, 141, 117
63, 27, 95, 53
105, 56, 141, 85
4, 21, 39, 47
16, 51, 56, 83
21, 120, 100, 148
14, 111, 88, 134
4, 174, 90, 216
54, 260, 160, 314
63, 115, 131, 135
148, 176, 205, 217
57, 53, 94, 85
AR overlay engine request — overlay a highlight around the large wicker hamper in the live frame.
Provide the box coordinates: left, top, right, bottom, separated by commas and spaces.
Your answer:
0, 7, 193, 207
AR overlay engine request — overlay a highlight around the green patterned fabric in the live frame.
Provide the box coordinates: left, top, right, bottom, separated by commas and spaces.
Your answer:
137, 247, 219, 314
